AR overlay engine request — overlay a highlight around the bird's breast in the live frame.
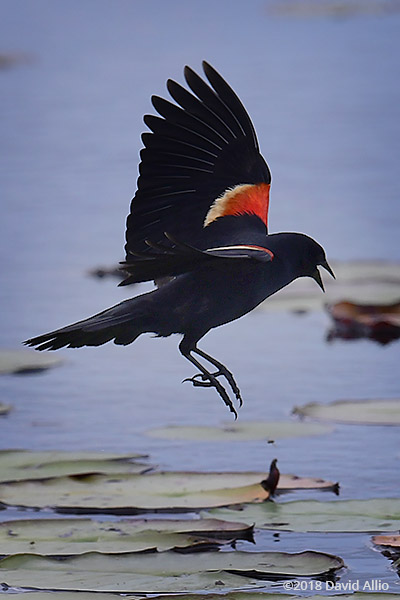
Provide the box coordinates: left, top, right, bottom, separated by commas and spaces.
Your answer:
194, 259, 290, 328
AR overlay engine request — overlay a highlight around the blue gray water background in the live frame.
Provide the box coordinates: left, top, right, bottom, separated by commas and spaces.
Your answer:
0, 0, 399, 592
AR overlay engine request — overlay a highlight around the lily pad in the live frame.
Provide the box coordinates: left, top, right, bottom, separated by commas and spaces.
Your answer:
0, 450, 150, 483
147, 420, 333, 441
0, 550, 344, 592
372, 533, 400, 548
0, 470, 336, 513
205, 498, 400, 532
0, 349, 63, 374
268, 0, 400, 17
0, 517, 253, 555
293, 398, 400, 425
372, 536, 400, 577
0, 402, 11, 415
326, 300, 400, 344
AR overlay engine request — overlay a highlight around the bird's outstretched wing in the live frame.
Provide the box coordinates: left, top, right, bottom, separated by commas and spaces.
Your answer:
125, 61, 271, 261
119, 233, 273, 286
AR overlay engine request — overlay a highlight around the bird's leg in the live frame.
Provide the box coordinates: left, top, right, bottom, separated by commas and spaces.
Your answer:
180, 347, 238, 418
191, 347, 242, 407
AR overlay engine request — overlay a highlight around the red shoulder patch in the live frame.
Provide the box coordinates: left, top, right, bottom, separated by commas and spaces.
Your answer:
204, 183, 270, 229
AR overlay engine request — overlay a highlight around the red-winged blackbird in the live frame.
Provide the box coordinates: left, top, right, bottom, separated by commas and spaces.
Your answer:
24, 61, 334, 417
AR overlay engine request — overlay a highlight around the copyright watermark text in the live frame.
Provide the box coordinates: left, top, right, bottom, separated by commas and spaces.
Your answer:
282, 579, 390, 592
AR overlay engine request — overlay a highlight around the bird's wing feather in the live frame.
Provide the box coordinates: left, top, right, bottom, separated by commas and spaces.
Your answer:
119, 233, 273, 286
125, 62, 271, 260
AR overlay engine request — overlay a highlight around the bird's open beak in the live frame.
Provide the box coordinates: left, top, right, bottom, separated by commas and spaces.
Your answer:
320, 260, 335, 280
312, 268, 325, 292
312, 261, 335, 293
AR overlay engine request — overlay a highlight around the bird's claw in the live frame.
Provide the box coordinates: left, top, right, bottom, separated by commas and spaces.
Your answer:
219, 371, 242, 406
203, 369, 243, 406
182, 371, 240, 418
185, 371, 241, 400
182, 374, 213, 388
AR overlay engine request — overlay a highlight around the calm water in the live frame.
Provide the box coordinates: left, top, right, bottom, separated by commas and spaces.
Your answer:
1, 0, 400, 593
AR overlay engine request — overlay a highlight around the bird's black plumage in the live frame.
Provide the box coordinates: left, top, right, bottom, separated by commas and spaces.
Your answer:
24, 61, 334, 417
126, 62, 271, 255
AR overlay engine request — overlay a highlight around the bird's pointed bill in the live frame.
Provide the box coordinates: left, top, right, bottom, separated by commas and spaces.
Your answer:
312, 268, 325, 292
320, 260, 335, 279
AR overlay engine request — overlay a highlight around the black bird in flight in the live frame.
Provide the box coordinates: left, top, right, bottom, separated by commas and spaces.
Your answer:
25, 61, 334, 417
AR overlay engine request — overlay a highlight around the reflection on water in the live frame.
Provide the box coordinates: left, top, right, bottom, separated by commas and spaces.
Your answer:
0, 0, 399, 591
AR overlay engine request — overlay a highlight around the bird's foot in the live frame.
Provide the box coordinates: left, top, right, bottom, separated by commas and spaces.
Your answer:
214, 368, 242, 407
186, 369, 242, 407
183, 372, 238, 418
183, 373, 213, 388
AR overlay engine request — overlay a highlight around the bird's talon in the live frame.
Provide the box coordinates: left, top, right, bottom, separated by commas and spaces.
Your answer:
192, 379, 212, 388
182, 374, 213, 388
183, 368, 238, 417
229, 403, 238, 419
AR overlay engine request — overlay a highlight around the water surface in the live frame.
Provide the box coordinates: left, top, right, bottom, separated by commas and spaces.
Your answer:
1, 0, 399, 593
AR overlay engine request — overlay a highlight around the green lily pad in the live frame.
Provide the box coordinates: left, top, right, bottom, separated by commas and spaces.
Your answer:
205, 498, 400, 532
0, 450, 150, 483
0, 517, 253, 555
0, 402, 11, 415
0, 470, 336, 513
147, 420, 333, 441
293, 398, 400, 425
0, 349, 63, 374
0, 550, 344, 592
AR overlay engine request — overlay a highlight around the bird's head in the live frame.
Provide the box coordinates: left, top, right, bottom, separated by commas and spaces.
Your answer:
272, 232, 335, 292
296, 234, 335, 292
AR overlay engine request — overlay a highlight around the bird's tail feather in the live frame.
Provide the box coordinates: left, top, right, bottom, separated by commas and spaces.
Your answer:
24, 298, 149, 351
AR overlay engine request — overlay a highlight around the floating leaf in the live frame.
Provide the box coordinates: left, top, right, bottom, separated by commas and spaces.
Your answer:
0, 449, 148, 465
0, 550, 344, 592
372, 535, 400, 577
0, 517, 253, 555
205, 498, 400, 532
276, 473, 337, 492
0, 473, 268, 512
0, 402, 11, 415
0, 450, 150, 483
372, 534, 400, 548
88, 265, 124, 280
293, 398, 400, 425
267, 0, 400, 18
326, 300, 400, 344
0, 349, 63, 374
0, 470, 336, 513
0, 52, 33, 69
147, 420, 333, 441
